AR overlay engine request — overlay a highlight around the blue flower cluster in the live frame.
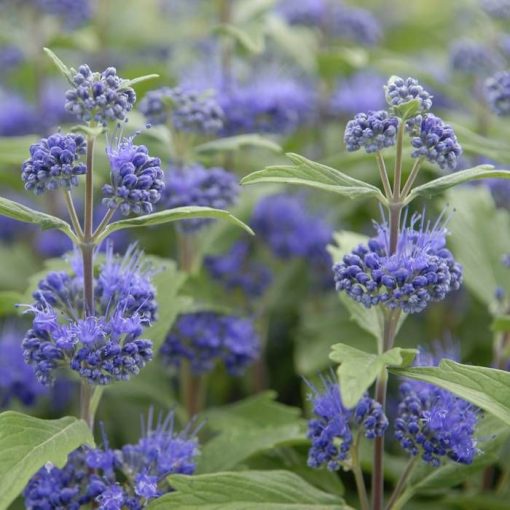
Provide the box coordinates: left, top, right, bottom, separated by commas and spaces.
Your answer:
329, 4, 382, 46
480, 0, 510, 18
395, 349, 479, 466
139, 86, 224, 134
384, 76, 433, 113
344, 110, 399, 153
22, 245, 157, 385
485, 71, 510, 116
0, 323, 46, 408
0, 45, 23, 72
103, 136, 165, 216
250, 194, 333, 267
486, 178, 510, 208
333, 213, 463, 314
21, 133, 87, 194
163, 164, 239, 232
277, 0, 326, 26
161, 312, 260, 376
410, 114, 462, 171
0, 91, 35, 136
34, 0, 92, 28
330, 71, 386, 116
307, 376, 388, 471
449, 39, 499, 76
204, 241, 273, 299
24, 411, 199, 508
65, 65, 136, 125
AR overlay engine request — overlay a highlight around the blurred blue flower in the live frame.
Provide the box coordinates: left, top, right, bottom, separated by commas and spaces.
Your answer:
450, 39, 500, 76
277, 0, 327, 26
480, 0, 510, 18
485, 71, 510, 116
328, 4, 382, 46
0, 90, 37, 136
161, 312, 260, 375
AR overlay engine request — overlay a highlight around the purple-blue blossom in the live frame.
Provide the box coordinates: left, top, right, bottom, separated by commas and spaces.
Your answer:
344, 110, 399, 153
204, 240, 273, 299
449, 39, 499, 76
480, 0, 510, 18
333, 212, 463, 313
395, 348, 479, 466
65, 65, 136, 125
277, 0, 326, 26
103, 136, 165, 216
163, 164, 239, 232
161, 312, 260, 375
22, 244, 157, 385
21, 133, 87, 194
410, 114, 462, 171
384, 76, 433, 113
0, 91, 37, 136
328, 4, 382, 46
307, 376, 388, 471
485, 71, 510, 116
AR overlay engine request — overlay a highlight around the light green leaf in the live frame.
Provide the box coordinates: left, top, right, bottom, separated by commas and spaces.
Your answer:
0, 291, 23, 316
121, 74, 159, 88
96, 206, 254, 242
242, 153, 385, 202
0, 412, 94, 510
392, 98, 421, 120
405, 165, 510, 204
43, 47, 74, 83
0, 196, 78, 244
213, 23, 265, 53
233, 0, 276, 23
330, 344, 417, 408
446, 187, 510, 307
148, 471, 350, 509
0, 136, 37, 165
391, 359, 510, 425
492, 315, 510, 332
194, 134, 282, 155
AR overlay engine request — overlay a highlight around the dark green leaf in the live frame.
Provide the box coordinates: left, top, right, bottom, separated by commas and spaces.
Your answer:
242, 153, 385, 202
391, 360, 510, 425
492, 315, 510, 332
0, 291, 23, 316
148, 471, 350, 509
0, 196, 78, 243
194, 134, 282, 155
0, 412, 94, 510
405, 165, 510, 204
96, 206, 254, 242
330, 344, 417, 408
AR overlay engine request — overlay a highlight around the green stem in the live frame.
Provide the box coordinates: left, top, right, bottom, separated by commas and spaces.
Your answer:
180, 361, 204, 417
384, 457, 417, 510
393, 122, 405, 200
92, 207, 117, 241
80, 381, 94, 429
63, 190, 84, 239
376, 152, 392, 198
401, 158, 423, 199
352, 431, 370, 510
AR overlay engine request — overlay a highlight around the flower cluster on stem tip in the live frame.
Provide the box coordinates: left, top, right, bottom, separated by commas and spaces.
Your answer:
21, 133, 86, 194
22, 244, 157, 385
65, 65, 136, 125
395, 348, 479, 466
307, 376, 388, 471
160, 312, 260, 376
24, 410, 200, 509
344, 110, 398, 153
103, 135, 165, 216
333, 212, 463, 313
163, 164, 239, 232
139, 86, 224, 134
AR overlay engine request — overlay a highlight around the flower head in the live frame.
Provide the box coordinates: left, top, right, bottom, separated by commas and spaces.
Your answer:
21, 133, 86, 194
410, 114, 462, 171
307, 376, 388, 471
139, 86, 224, 134
395, 347, 479, 466
384, 76, 433, 113
344, 110, 399, 153
328, 4, 382, 46
22, 244, 157, 385
30, 0, 92, 28
450, 39, 499, 76
204, 240, 273, 299
163, 164, 239, 232
480, 0, 510, 19
333, 212, 463, 313
0, 91, 36, 137
103, 135, 165, 216
485, 71, 510, 116
277, 0, 326, 26
161, 312, 260, 375
65, 65, 136, 125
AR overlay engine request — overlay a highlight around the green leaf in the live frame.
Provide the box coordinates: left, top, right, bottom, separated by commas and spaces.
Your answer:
121, 73, 159, 88
148, 471, 350, 509
392, 98, 421, 121
95, 206, 254, 242
194, 134, 282, 155
0, 412, 94, 510
213, 23, 265, 53
233, 0, 276, 22
492, 315, 510, 332
404, 165, 510, 204
143, 257, 188, 350
242, 153, 385, 202
0, 291, 23, 316
391, 360, 510, 425
0, 196, 78, 244
43, 47, 74, 83
330, 344, 417, 408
